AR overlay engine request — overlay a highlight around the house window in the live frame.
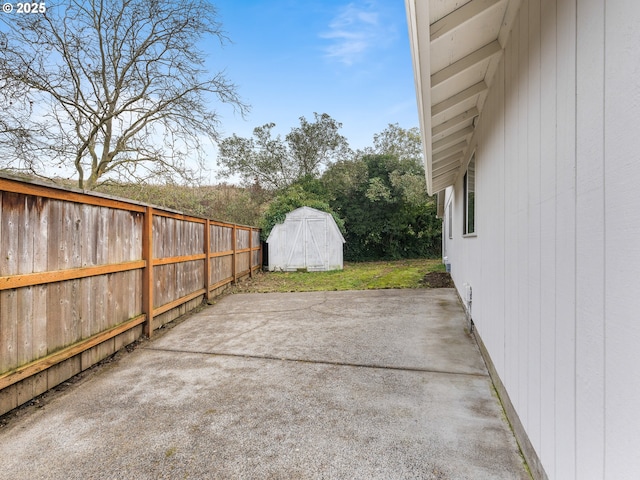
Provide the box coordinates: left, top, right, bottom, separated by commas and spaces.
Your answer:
463, 154, 475, 235
447, 201, 453, 239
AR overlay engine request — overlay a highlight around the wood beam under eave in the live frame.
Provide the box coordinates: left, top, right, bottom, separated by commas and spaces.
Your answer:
498, 0, 523, 47
430, 0, 504, 41
432, 154, 463, 171
431, 40, 502, 87
433, 173, 458, 191
434, 166, 462, 183
433, 126, 474, 153
432, 107, 479, 136
435, 170, 457, 182
432, 81, 487, 116
433, 156, 463, 175
432, 141, 467, 163
435, 170, 458, 184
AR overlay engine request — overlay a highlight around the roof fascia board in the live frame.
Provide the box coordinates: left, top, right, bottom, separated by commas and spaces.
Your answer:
406, 0, 434, 194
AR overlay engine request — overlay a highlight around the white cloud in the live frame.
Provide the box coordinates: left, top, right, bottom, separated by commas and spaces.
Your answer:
320, 2, 394, 66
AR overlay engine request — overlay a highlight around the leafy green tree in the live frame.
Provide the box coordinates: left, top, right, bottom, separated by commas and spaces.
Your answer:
372, 123, 423, 161
323, 154, 440, 260
356, 123, 424, 164
259, 182, 344, 242
320, 157, 368, 200
0, 0, 247, 189
286, 113, 351, 178
217, 113, 351, 190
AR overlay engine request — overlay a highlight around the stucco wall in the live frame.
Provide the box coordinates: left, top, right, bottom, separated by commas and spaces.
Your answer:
441, 1, 640, 478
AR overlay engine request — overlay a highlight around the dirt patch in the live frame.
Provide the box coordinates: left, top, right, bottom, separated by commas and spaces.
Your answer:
420, 272, 454, 288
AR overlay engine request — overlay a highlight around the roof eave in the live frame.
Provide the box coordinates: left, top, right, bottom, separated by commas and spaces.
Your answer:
405, 0, 434, 196
406, 0, 523, 196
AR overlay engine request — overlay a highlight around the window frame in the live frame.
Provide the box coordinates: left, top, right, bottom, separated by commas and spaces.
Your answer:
447, 200, 453, 240
463, 153, 476, 236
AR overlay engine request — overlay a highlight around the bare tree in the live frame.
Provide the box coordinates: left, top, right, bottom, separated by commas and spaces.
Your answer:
0, 0, 247, 189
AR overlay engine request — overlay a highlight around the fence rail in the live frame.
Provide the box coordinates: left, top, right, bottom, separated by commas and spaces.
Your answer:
0, 175, 261, 416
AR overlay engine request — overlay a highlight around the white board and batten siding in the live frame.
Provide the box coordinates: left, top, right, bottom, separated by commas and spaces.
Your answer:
266, 207, 345, 272
440, 1, 640, 479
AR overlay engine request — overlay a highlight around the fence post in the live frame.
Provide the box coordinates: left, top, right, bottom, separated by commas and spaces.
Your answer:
232, 224, 237, 284
142, 206, 154, 338
204, 219, 211, 302
248, 226, 253, 278
258, 229, 263, 269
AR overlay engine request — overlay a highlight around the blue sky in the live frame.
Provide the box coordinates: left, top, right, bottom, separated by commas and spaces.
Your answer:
206, 0, 419, 161
1, 0, 419, 184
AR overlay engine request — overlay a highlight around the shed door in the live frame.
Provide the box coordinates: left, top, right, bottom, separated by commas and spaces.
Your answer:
285, 217, 326, 270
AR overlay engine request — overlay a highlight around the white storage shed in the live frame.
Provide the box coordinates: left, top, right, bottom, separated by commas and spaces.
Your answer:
266, 206, 345, 272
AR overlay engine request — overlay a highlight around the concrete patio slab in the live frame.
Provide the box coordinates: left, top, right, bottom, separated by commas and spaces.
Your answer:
0, 289, 530, 480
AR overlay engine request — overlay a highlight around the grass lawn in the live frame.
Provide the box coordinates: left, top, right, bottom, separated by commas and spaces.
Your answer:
231, 258, 447, 293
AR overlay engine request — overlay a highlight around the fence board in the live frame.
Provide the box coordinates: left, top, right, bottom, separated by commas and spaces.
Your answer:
237, 228, 249, 249
81, 204, 97, 267
1, 193, 20, 391
81, 274, 113, 369
112, 207, 123, 264
80, 204, 96, 353
96, 207, 109, 264
17, 196, 33, 391
32, 199, 48, 397
167, 217, 174, 256
47, 356, 82, 392
0, 289, 17, 374
69, 202, 82, 268
16, 285, 33, 405
237, 254, 250, 276
210, 256, 233, 286
1, 193, 19, 276
0, 175, 260, 416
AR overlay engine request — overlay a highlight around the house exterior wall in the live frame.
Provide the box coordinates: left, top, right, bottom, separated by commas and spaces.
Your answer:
441, 1, 640, 479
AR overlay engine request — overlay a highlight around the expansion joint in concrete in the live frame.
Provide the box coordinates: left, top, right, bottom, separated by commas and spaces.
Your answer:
143, 346, 490, 378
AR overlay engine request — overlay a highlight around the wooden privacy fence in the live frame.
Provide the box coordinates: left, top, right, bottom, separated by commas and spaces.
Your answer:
0, 175, 261, 416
